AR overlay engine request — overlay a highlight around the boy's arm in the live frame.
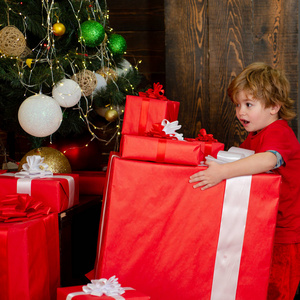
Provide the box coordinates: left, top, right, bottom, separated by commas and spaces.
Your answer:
189, 152, 277, 190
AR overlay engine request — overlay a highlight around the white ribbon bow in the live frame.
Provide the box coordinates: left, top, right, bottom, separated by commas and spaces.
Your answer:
161, 119, 184, 141
15, 155, 53, 178
82, 276, 125, 297
205, 146, 255, 164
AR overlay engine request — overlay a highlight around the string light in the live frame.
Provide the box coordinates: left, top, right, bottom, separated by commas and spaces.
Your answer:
0, 0, 140, 155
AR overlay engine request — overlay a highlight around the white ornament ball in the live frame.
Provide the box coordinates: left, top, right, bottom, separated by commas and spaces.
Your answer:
52, 79, 82, 107
116, 59, 132, 76
18, 94, 62, 137
92, 73, 107, 96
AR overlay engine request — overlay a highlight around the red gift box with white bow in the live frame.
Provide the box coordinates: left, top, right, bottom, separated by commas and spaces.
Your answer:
0, 155, 79, 213
57, 276, 150, 300
120, 121, 224, 165
121, 83, 180, 136
91, 153, 281, 300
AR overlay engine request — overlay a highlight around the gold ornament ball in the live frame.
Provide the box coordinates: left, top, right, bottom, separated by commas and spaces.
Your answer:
53, 22, 66, 36
105, 108, 118, 122
18, 147, 72, 173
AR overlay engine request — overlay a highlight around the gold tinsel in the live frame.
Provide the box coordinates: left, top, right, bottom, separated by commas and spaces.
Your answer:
72, 69, 97, 97
18, 147, 72, 174
96, 67, 118, 83
0, 26, 26, 57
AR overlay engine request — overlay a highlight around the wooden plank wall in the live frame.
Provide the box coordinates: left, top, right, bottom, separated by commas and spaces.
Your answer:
165, 0, 299, 149
109, 0, 166, 85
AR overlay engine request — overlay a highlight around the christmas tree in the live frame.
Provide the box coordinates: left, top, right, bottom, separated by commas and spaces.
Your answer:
0, 0, 145, 160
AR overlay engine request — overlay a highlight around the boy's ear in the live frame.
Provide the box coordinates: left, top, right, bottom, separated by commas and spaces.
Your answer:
270, 104, 281, 115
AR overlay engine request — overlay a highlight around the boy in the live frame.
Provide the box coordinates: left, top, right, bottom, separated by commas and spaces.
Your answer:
189, 62, 300, 299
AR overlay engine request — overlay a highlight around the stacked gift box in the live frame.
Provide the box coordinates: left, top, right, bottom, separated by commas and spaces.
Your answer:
0, 156, 82, 300
0, 149, 111, 299
83, 83, 282, 300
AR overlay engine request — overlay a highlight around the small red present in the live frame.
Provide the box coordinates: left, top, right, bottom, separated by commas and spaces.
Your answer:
76, 171, 106, 196
93, 154, 281, 300
120, 121, 224, 165
0, 173, 79, 212
122, 83, 180, 136
0, 213, 60, 300
120, 134, 205, 165
57, 276, 150, 300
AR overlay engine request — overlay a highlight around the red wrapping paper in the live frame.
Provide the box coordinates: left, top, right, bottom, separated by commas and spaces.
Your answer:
121, 95, 180, 136
93, 154, 281, 300
120, 134, 224, 165
0, 213, 60, 300
57, 286, 150, 300
0, 173, 79, 212
76, 171, 106, 196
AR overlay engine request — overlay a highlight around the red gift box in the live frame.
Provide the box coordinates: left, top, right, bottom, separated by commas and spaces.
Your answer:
121, 92, 180, 136
120, 134, 224, 165
93, 154, 281, 300
57, 285, 150, 300
0, 173, 79, 212
76, 171, 106, 196
0, 213, 60, 300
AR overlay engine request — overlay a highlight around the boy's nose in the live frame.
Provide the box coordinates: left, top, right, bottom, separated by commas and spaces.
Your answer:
237, 106, 245, 115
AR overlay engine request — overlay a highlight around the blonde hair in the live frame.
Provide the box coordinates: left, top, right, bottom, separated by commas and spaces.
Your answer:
227, 62, 296, 120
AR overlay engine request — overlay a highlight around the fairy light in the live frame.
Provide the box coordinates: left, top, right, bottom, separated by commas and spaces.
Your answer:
1, 0, 136, 152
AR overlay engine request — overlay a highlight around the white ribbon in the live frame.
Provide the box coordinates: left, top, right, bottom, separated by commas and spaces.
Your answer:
66, 276, 134, 300
161, 119, 184, 141
205, 146, 254, 164
208, 147, 253, 299
14, 155, 53, 178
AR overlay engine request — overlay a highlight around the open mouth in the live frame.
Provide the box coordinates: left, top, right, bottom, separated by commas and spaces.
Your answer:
240, 119, 250, 125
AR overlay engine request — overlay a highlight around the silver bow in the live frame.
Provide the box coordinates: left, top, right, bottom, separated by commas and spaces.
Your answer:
15, 155, 53, 178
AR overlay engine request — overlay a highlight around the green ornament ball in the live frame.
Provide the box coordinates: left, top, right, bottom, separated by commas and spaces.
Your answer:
108, 34, 127, 56
79, 20, 105, 47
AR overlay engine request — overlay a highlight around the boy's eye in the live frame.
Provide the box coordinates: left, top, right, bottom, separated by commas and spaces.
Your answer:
236, 103, 240, 108
246, 103, 252, 107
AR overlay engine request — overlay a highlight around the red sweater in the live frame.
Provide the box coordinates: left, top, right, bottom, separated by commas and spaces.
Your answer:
241, 120, 300, 243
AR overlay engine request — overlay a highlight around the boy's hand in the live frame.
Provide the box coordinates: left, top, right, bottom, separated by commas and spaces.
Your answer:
189, 161, 225, 190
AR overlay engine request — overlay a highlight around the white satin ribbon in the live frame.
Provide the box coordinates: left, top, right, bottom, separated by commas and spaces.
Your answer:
207, 147, 253, 299
205, 146, 255, 164
210, 175, 252, 299
161, 119, 184, 141
66, 276, 134, 300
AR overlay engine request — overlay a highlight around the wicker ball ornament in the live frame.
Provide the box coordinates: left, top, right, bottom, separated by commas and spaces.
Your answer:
0, 26, 26, 57
96, 67, 118, 83
18, 147, 72, 173
72, 70, 97, 96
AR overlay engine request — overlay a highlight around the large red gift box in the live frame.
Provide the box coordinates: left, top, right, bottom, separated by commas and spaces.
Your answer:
120, 134, 224, 165
0, 213, 60, 300
0, 173, 79, 212
57, 285, 150, 300
121, 95, 180, 136
93, 154, 281, 300
76, 171, 106, 196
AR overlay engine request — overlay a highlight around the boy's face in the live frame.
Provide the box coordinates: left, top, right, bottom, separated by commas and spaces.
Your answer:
235, 90, 279, 132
